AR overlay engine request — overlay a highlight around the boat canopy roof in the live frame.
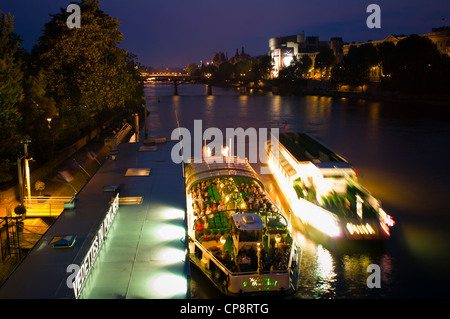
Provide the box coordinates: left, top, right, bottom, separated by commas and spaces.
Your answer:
185, 158, 263, 190
232, 213, 264, 230
278, 132, 350, 165
315, 162, 355, 175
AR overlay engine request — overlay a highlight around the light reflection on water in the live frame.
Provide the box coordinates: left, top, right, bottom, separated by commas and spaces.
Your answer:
144, 82, 450, 299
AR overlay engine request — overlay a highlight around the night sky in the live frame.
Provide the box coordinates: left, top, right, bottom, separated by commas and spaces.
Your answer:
2, 0, 449, 68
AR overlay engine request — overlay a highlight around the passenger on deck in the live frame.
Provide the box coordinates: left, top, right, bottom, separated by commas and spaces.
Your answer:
222, 250, 231, 263
197, 196, 204, 211
241, 254, 251, 265
263, 252, 272, 269
193, 203, 200, 216
270, 262, 278, 273
217, 201, 226, 211
195, 219, 204, 236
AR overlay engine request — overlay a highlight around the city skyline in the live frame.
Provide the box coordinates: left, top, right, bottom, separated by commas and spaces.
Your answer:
2, 0, 449, 67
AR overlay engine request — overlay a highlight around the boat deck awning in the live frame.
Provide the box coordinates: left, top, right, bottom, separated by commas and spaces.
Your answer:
232, 213, 264, 230
315, 162, 356, 176
185, 157, 263, 190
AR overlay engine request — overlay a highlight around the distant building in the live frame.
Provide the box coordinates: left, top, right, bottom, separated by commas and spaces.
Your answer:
343, 27, 450, 57
211, 52, 228, 67
229, 47, 251, 64
211, 47, 252, 67
268, 31, 343, 78
342, 26, 450, 82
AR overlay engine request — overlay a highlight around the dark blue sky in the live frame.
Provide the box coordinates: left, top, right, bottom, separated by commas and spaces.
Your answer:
2, 0, 449, 67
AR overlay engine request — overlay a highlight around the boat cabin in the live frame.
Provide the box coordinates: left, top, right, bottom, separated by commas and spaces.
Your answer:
231, 213, 263, 257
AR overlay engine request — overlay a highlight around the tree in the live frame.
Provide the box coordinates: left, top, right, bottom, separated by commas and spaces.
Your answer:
14, 204, 26, 218
18, 68, 58, 161
278, 55, 312, 80
34, 180, 45, 196
203, 64, 218, 78
314, 48, 336, 79
233, 60, 252, 81
330, 43, 378, 92
35, 0, 143, 142
390, 35, 449, 93
186, 63, 200, 76
249, 55, 272, 81
377, 41, 397, 78
298, 55, 313, 78
215, 61, 233, 81
0, 11, 24, 183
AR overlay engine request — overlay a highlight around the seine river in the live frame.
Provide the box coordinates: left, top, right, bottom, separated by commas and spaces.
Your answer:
144, 82, 450, 299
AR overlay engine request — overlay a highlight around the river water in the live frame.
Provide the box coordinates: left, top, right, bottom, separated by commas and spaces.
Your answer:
143, 82, 450, 299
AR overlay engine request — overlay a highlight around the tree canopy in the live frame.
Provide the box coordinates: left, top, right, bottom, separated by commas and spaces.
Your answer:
0, 1, 144, 185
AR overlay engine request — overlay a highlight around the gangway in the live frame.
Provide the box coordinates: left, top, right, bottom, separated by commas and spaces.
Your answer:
21, 196, 75, 218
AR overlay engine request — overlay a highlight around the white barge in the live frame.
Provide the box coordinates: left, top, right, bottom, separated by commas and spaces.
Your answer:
266, 132, 395, 241
185, 156, 301, 296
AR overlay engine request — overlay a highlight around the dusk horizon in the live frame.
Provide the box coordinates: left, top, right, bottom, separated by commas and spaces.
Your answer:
2, 0, 449, 67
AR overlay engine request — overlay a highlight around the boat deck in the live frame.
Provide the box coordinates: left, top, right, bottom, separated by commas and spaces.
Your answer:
189, 175, 293, 274
0, 141, 189, 299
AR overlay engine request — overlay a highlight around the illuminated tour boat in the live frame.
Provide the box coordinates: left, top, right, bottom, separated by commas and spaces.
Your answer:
266, 132, 395, 241
185, 152, 302, 296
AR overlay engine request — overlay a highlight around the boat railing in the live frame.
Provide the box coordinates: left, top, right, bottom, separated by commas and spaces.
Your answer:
193, 239, 290, 276
186, 155, 248, 164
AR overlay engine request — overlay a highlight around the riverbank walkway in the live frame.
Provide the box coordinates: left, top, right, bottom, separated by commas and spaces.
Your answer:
0, 140, 189, 298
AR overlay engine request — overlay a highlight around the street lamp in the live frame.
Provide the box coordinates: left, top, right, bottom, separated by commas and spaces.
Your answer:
18, 139, 32, 205
220, 235, 226, 252
275, 233, 281, 249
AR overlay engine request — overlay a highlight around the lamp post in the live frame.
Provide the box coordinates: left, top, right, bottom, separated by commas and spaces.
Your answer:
220, 235, 226, 253
257, 242, 262, 274
19, 139, 32, 204
275, 233, 281, 249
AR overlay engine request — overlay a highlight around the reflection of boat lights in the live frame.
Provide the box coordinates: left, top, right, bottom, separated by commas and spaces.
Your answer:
316, 245, 335, 285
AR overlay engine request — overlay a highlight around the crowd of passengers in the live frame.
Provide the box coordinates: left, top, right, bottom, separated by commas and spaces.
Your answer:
191, 177, 291, 272
216, 245, 290, 273
190, 177, 270, 218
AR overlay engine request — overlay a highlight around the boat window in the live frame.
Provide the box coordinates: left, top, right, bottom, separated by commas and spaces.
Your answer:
125, 168, 151, 176
266, 212, 287, 228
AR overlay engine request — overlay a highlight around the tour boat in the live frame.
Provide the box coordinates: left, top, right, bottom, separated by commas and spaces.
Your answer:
185, 154, 302, 296
266, 132, 395, 241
